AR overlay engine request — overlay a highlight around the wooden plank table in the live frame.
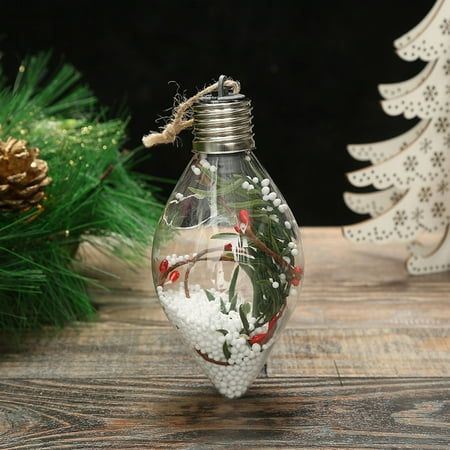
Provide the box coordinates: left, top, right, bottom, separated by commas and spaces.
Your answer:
0, 227, 449, 448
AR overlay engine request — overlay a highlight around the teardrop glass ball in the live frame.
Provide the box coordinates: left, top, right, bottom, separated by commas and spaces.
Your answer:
152, 151, 304, 398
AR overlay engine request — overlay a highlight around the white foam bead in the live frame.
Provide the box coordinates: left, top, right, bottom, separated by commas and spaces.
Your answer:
175, 192, 184, 200
273, 198, 281, 207
262, 195, 269, 201
284, 221, 292, 229
261, 178, 270, 187
261, 186, 270, 195
268, 192, 277, 201
209, 165, 217, 172
272, 281, 280, 288
288, 242, 295, 249
242, 181, 250, 189
278, 204, 288, 212
252, 343, 261, 352
248, 185, 254, 190
291, 248, 299, 256
252, 177, 259, 183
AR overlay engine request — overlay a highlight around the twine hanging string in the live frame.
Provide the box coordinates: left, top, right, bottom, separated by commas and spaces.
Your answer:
142, 79, 241, 148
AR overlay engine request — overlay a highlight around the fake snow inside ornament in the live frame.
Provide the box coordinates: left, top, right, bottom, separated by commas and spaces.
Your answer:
343, 0, 450, 275
143, 76, 304, 398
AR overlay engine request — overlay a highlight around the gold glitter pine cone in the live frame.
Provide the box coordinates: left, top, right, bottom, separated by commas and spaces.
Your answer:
0, 137, 51, 211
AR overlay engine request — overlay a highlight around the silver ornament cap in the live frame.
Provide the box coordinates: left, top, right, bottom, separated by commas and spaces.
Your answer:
192, 75, 255, 154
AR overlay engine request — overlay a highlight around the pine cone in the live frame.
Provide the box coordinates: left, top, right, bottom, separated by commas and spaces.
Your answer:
0, 137, 51, 211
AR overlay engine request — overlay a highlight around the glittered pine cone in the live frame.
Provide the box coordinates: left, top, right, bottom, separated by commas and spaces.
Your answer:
0, 137, 51, 211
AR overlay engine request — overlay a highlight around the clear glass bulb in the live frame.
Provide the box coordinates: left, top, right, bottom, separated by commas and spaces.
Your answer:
152, 150, 304, 399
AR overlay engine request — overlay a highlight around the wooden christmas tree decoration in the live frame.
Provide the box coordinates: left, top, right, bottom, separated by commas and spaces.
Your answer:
343, 0, 450, 275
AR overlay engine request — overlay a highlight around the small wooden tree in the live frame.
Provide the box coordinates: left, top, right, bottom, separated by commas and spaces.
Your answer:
343, 0, 450, 274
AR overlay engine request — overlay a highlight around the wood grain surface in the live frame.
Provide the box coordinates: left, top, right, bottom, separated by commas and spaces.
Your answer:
0, 227, 449, 448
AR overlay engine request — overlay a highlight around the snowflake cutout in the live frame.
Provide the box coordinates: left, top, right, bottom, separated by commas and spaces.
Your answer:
420, 138, 432, 153
411, 207, 424, 222
430, 151, 445, 167
440, 18, 450, 35
445, 59, 450, 75
437, 180, 449, 195
419, 186, 432, 202
423, 85, 437, 102
403, 155, 418, 171
435, 117, 450, 133
390, 191, 404, 203
431, 201, 446, 217
393, 210, 408, 226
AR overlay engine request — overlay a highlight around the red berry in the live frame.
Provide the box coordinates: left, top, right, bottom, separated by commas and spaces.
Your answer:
249, 333, 267, 346
159, 259, 169, 273
234, 224, 241, 233
291, 278, 300, 286
268, 314, 279, 331
293, 266, 303, 274
239, 209, 250, 225
169, 270, 180, 282
224, 243, 233, 252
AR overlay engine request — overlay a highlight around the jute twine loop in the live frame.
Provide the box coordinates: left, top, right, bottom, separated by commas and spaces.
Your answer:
142, 79, 241, 148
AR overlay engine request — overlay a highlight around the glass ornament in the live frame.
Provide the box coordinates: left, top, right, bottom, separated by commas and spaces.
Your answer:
151, 77, 304, 398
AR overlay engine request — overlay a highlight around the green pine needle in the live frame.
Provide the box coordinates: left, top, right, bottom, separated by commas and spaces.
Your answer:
0, 53, 163, 332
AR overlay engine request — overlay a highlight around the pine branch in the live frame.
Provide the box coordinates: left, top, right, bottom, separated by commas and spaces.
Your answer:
0, 54, 163, 332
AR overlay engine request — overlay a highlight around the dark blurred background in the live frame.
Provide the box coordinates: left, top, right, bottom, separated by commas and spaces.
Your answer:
1, 0, 433, 224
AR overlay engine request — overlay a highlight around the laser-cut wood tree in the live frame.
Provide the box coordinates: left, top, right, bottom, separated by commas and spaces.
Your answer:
343, 0, 450, 275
